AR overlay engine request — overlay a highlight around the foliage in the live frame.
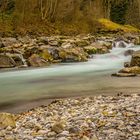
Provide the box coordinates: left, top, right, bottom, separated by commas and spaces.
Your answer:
98, 18, 140, 33
0, 0, 140, 36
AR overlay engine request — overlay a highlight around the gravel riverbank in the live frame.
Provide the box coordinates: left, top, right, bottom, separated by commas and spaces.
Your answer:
0, 93, 140, 140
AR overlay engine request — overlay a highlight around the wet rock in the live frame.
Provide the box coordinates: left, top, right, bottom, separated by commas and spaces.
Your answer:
0, 113, 16, 128
111, 72, 137, 77
59, 48, 88, 62
91, 43, 109, 54
131, 50, 140, 67
11, 54, 27, 67
83, 46, 97, 55
0, 54, 16, 68
119, 66, 140, 74
75, 40, 90, 47
28, 54, 48, 67
124, 50, 134, 56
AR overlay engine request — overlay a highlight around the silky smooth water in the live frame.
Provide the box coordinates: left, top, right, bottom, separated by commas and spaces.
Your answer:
0, 44, 140, 109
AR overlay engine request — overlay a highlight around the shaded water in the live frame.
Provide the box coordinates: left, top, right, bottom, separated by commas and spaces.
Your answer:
0, 43, 140, 112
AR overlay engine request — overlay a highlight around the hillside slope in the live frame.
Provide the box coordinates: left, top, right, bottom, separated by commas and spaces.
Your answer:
0, 0, 140, 36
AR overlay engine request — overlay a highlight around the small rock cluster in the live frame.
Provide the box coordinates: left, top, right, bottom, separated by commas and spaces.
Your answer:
0, 93, 140, 140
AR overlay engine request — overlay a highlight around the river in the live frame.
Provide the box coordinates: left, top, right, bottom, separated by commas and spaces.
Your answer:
0, 43, 140, 113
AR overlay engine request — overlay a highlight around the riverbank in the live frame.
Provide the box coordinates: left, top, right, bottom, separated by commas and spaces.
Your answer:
0, 93, 139, 140
0, 33, 140, 69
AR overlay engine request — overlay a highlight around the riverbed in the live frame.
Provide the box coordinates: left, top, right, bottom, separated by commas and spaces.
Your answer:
0, 44, 140, 113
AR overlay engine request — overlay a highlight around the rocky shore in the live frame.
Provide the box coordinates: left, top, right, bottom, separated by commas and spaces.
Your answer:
0, 34, 140, 69
0, 93, 140, 140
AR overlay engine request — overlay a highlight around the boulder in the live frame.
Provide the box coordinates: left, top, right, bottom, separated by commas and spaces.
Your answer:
61, 42, 74, 49
119, 66, 140, 74
24, 47, 41, 59
114, 41, 128, 48
1, 38, 19, 47
131, 50, 140, 67
0, 113, 16, 128
28, 54, 48, 67
0, 54, 16, 68
75, 40, 90, 47
83, 46, 97, 55
59, 48, 88, 62
91, 42, 110, 54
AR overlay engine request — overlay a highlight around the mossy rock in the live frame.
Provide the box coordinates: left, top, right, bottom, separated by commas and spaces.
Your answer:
75, 40, 90, 47
83, 46, 97, 54
40, 50, 53, 62
28, 54, 49, 67
58, 48, 88, 62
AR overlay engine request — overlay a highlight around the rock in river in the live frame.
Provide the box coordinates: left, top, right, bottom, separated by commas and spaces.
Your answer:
131, 50, 140, 67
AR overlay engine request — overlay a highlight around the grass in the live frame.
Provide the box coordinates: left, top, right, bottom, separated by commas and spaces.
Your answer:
98, 18, 140, 33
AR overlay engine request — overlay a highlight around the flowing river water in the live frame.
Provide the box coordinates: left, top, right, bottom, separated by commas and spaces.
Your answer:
0, 43, 140, 113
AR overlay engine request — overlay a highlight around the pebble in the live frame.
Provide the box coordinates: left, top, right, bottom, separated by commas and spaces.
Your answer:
0, 94, 139, 140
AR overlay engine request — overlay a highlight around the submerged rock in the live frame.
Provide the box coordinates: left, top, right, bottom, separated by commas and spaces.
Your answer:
111, 73, 137, 77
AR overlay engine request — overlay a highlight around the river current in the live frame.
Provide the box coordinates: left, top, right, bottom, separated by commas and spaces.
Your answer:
0, 43, 140, 112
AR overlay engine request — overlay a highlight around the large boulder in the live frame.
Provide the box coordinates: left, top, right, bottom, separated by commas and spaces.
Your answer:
58, 48, 88, 62
0, 54, 16, 68
0, 113, 16, 128
28, 54, 48, 67
131, 50, 140, 67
